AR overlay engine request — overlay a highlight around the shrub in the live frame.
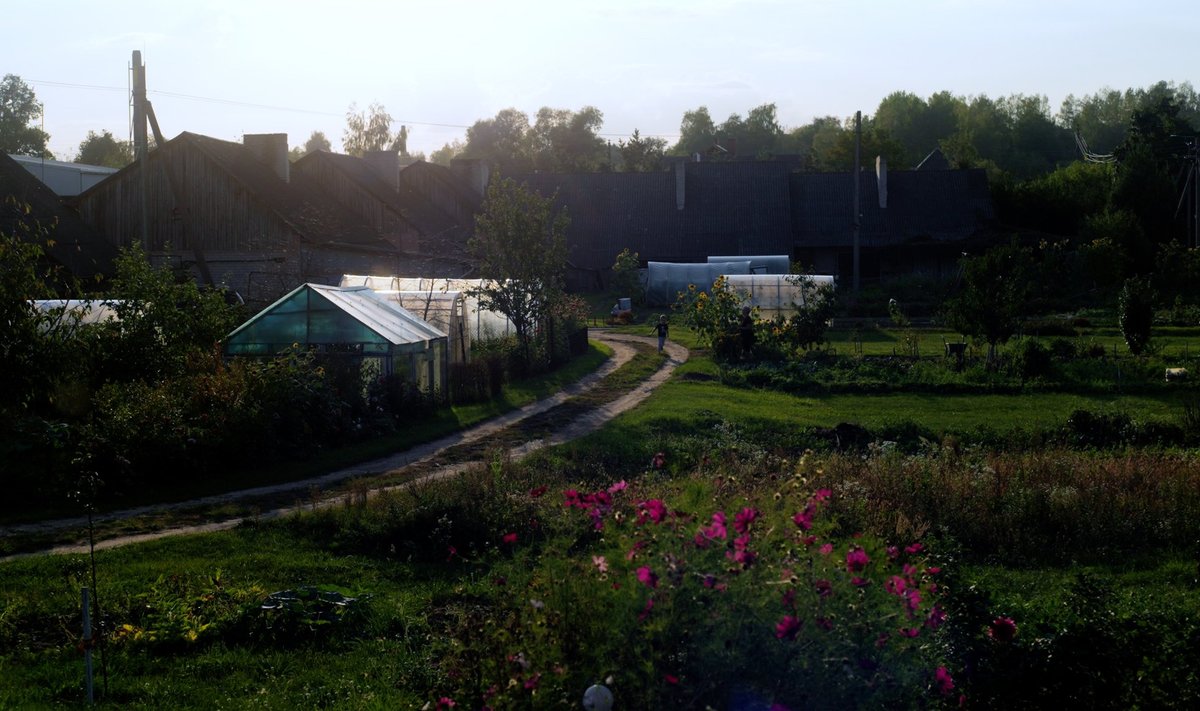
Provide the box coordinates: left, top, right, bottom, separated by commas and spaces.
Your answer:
1118, 277, 1154, 355
1010, 339, 1054, 380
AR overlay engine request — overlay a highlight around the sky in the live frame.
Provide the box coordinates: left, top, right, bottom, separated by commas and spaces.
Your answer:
5, 0, 1198, 161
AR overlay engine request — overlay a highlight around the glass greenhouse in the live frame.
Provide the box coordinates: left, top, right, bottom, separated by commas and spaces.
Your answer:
224, 284, 448, 394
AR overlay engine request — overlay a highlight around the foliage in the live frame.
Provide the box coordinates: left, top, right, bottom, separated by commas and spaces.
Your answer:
469, 176, 569, 360
342, 102, 407, 157
610, 247, 643, 303
89, 245, 240, 383
0, 208, 70, 413
674, 276, 748, 360
1117, 276, 1154, 355
531, 106, 607, 172
618, 129, 667, 172
942, 244, 1034, 361
75, 129, 132, 168
0, 74, 50, 157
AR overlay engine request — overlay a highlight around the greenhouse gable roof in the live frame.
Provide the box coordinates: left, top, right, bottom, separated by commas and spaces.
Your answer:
224, 283, 446, 356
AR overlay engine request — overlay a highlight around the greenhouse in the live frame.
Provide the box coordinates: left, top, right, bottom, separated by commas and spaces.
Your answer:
340, 275, 512, 341
370, 290, 470, 364
722, 274, 837, 319
706, 255, 791, 274
644, 260, 751, 305
224, 283, 448, 395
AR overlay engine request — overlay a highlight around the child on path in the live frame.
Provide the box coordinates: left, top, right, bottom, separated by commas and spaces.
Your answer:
653, 315, 669, 353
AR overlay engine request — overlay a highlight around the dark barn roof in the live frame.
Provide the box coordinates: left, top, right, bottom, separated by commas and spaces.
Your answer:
681, 161, 795, 256
790, 168, 994, 248
1, 152, 117, 282
513, 171, 683, 270
179, 133, 390, 252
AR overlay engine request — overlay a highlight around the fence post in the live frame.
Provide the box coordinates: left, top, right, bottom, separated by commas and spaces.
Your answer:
82, 587, 94, 705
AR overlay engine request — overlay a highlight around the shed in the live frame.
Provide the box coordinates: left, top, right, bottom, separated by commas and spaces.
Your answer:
224, 283, 448, 394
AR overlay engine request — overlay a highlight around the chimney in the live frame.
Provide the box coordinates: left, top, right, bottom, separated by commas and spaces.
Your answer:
726, 136, 738, 158
363, 150, 401, 191
243, 133, 289, 183
875, 155, 888, 209
451, 158, 491, 198
674, 159, 686, 210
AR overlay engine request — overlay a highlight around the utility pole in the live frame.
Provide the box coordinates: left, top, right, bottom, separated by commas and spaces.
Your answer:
132, 51, 148, 248
852, 110, 861, 296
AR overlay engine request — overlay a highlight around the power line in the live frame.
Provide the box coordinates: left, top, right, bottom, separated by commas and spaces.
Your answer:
29, 77, 679, 140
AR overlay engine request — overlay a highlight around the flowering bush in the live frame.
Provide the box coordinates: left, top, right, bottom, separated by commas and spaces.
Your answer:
430, 460, 960, 709
675, 277, 749, 360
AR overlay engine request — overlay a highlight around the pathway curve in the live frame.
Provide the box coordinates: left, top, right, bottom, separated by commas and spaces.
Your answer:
1, 332, 687, 558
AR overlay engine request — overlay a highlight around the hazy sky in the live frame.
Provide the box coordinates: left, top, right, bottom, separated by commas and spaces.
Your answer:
6, 0, 1197, 161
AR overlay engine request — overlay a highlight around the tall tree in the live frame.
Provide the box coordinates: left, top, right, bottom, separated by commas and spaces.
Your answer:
673, 106, 717, 157
464, 108, 534, 173
469, 177, 569, 360
717, 103, 785, 158
787, 116, 844, 168
619, 129, 667, 172
305, 130, 332, 154
942, 243, 1034, 362
343, 102, 406, 157
531, 106, 607, 172
431, 139, 465, 166
0, 74, 51, 158
75, 130, 133, 168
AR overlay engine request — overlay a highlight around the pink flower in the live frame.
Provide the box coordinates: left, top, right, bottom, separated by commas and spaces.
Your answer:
792, 509, 813, 531
846, 546, 870, 573
814, 579, 832, 598
899, 627, 920, 638
727, 534, 757, 568
528, 485, 548, 498
502, 532, 518, 545
638, 499, 668, 524
926, 604, 947, 629
734, 507, 760, 534
651, 452, 666, 469
904, 589, 923, 614
446, 545, 458, 561
636, 566, 659, 588
905, 542, 924, 554
781, 587, 796, 608
875, 632, 890, 648
435, 698, 457, 710
815, 616, 834, 630
626, 540, 647, 560
606, 480, 628, 494
934, 666, 955, 696
988, 616, 1018, 642
801, 535, 817, 546
663, 673, 679, 684
696, 511, 728, 545
819, 543, 833, 555
592, 555, 608, 573
850, 576, 870, 587
639, 595, 655, 621
885, 575, 907, 596
887, 545, 900, 560
927, 566, 942, 575
562, 489, 581, 508
812, 488, 832, 503
775, 615, 802, 641
523, 672, 541, 690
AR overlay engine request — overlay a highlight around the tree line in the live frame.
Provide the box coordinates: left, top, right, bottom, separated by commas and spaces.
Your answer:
4, 72, 1196, 181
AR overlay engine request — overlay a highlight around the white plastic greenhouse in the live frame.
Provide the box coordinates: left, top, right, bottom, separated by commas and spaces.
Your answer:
644, 261, 752, 305
721, 274, 836, 319
340, 275, 512, 341
706, 255, 791, 274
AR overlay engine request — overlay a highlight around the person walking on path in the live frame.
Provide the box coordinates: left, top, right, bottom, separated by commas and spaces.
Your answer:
738, 306, 755, 360
653, 315, 670, 353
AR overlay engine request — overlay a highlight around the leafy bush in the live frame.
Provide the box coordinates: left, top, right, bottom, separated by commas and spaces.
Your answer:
1010, 339, 1054, 380
1118, 276, 1154, 355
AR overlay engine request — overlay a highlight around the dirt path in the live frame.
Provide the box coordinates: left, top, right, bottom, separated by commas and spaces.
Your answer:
1, 332, 687, 558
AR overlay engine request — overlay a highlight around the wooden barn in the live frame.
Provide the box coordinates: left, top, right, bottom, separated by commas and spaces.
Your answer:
73, 132, 402, 306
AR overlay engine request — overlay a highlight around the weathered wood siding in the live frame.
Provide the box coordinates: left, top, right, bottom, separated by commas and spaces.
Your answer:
295, 158, 419, 252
